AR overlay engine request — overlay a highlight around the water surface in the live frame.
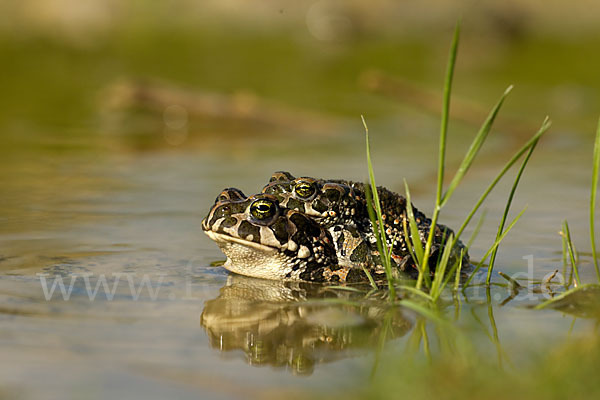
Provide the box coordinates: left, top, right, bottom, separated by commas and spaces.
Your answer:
1, 123, 598, 399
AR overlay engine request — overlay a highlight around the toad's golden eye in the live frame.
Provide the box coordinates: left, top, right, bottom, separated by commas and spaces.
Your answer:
294, 181, 316, 199
250, 199, 277, 220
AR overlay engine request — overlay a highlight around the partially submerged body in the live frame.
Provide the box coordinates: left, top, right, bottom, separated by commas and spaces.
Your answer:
202, 173, 469, 283
202, 190, 382, 282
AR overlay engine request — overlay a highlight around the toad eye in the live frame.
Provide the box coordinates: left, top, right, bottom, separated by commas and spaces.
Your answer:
294, 181, 316, 199
250, 199, 277, 221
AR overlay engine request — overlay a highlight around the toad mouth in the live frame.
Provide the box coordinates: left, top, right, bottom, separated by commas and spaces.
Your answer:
203, 230, 277, 253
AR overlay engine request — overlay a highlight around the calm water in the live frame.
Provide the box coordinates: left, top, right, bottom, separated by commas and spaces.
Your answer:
1, 123, 598, 399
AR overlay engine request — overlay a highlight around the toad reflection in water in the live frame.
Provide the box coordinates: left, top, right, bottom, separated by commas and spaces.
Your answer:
200, 275, 414, 375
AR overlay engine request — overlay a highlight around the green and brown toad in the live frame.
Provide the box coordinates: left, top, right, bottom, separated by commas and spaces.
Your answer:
202, 174, 469, 283
202, 189, 384, 282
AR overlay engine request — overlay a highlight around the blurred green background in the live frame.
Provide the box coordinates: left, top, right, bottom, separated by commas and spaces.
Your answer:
1, 0, 599, 150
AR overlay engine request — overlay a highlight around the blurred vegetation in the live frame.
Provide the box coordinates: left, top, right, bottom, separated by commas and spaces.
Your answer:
351, 331, 600, 400
1, 0, 600, 148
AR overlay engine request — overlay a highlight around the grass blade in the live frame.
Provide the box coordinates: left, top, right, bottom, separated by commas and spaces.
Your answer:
485, 288, 505, 368
436, 21, 460, 207
402, 218, 420, 270
453, 249, 465, 291
370, 309, 395, 379
561, 223, 569, 288
440, 249, 464, 292
399, 299, 448, 325
362, 115, 396, 299
325, 285, 365, 293
486, 136, 539, 285
361, 265, 378, 290
420, 321, 431, 362
466, 210, 487, 250
464, 206, 528, 287
441, 85, 513, 207
453, 117, 551, 246
591, 117, 600, 282
403, 181, 425, 265
418, 21, 460, 289
431, 233, 455, 301
563, 220, 580, 286
365, 183, 391, 290
396, 285, 433, 302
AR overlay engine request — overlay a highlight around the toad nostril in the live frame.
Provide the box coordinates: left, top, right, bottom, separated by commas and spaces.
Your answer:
215, 206, 231, 219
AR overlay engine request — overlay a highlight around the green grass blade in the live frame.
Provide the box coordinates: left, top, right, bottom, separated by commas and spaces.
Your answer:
464, 206, 528, 287
466, 210, 487, 250
486, 137, 539, 285
370, 309, 394, 379
362, 115, 396, 298
440, 250, 463, 292
361, 265, 378, 290
365, 183, 390, 290
440, 85, 513, 207
418, 21, 460, 290
326, 285, 365, 293
561, 222, 569, 288
405, 319, 425, 355
452, 117, 551, 246
431, 233, 455, 301
399, 299, 448, 325
436, 21, 460, 207
402, 218, 420, 270
403, 181, 425, 266
419, 229, 434, 290
396, 285, 434, 302
591, 117, 600, 283
453, 250, 465, 291
563, 220, 580, 286
365, 184, 385, 256
420, 322, 431, 362
485, 288, 505, 368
